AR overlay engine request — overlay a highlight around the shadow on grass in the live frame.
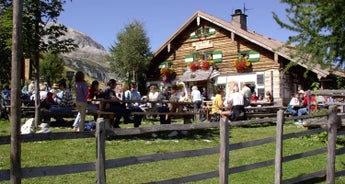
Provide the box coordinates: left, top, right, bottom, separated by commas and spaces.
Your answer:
106, 128, 220, 142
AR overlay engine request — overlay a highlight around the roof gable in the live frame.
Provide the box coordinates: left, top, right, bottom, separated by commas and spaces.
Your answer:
153, 10, 341, 78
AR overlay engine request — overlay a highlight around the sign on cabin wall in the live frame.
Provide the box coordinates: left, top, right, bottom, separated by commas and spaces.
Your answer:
192, 40, 214, 50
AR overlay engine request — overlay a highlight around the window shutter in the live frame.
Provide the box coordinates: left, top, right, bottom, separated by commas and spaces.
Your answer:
185, 54, 194, 63
159, 60, 173, 68
212, 50, 222, 62
248, 51, 260, 62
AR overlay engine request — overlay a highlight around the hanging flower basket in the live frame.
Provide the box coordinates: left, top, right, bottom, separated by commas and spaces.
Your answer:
160, 68, 176, 83
201, 60, 212, 70
189, 62, 200, 72
233, 56, 252, 72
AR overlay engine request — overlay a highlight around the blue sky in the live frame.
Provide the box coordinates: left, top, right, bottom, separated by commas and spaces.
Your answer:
58, 0, 294, 52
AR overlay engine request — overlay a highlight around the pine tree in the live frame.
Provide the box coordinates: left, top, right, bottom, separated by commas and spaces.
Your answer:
108, 20, 152, 87
273, 0, 345, 70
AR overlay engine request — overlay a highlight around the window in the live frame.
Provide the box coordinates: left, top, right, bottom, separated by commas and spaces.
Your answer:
257, 88, 265, 98
189, 26, 216, 39
185, 51, 222, 63
239, 50, 260, 62
257, 74, 264, 85
159, 60, 173, 69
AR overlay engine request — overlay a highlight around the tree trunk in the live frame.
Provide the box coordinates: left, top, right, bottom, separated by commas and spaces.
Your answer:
33, 6, 41, 128
10, 0, 24, 183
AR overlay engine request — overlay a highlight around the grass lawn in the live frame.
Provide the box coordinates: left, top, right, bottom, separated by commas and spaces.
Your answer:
1, 117, 345, 183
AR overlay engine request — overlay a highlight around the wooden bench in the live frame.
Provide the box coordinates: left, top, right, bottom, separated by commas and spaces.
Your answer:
130, 111, 196, 124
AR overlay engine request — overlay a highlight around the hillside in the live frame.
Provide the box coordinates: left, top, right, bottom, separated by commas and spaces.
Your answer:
58, 26, 116, 82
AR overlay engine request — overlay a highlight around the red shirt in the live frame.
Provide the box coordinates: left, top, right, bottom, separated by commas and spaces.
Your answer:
302, 95, 316, 110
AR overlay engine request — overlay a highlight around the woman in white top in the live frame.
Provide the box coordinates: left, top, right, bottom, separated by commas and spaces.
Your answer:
286, 92, 301, 116
148, 85, 160, 109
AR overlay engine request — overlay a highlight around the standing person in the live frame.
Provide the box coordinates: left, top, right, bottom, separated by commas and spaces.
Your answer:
228, 85, 246, 121
191, 85, 202, 112
202, 87, 208, 101
102, 79, 131, 128
72, 71, 88, 132
241, 82, 251, 106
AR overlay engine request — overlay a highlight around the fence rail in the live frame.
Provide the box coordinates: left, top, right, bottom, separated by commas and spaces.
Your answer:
1, 105, 345, 183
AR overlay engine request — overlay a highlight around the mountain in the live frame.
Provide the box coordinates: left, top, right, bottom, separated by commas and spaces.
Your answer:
59, 26, 116, 82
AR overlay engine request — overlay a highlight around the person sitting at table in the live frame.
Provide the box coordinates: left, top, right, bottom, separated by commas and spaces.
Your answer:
49, 81, 74, 123
250, 91, 259, 103
286, 92, 301, 116
102, 79, 131, 128
210, 88, 224, 122
295, 91, 317, 125
147, 85, 161, 119
126, 82, 144, 127
157, 85, 179, 124
265, 91, 273, 103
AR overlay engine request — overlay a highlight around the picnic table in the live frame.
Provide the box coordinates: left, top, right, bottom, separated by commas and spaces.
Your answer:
245, 105, 284, 118
249, 101, 274, 107
93, 99, 197, 126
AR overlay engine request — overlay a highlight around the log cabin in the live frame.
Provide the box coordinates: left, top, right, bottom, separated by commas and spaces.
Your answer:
146, 9, 344, 105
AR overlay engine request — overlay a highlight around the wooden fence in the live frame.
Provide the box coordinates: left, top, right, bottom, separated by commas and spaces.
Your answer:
1, 106, 345, 183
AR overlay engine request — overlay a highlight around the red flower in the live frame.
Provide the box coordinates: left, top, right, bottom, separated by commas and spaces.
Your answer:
201, 60, 210, 70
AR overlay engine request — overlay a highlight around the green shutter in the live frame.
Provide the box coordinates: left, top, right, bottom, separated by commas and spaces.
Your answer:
189, 32, 197, 39
248, 51, 260, 62
159, 60, 173, 68
185, 54, 194, 63
204, 26, 216, 36
212, 50, 222, 62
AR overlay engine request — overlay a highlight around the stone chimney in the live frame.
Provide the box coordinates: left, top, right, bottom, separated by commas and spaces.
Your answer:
231, 9, 247, 30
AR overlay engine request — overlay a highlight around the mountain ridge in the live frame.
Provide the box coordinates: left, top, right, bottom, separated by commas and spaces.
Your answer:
59, 25, 116, 82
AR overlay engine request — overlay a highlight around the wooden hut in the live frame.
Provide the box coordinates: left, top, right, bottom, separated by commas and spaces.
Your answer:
147, 9, 343, 105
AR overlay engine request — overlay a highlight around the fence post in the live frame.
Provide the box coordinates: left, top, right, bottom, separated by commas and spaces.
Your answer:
275, 109, 284, 184
219, 117, 229, 184
96, 118, 106, 184
327, 105, 340, 184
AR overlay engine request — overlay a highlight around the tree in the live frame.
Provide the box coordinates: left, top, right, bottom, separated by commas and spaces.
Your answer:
40, 52, 64, 85
11, 0, 23, 182
108, 20, 152, 87
17, 0, 76, 127
0, 0, 13, 86
273, 0, 345, 70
